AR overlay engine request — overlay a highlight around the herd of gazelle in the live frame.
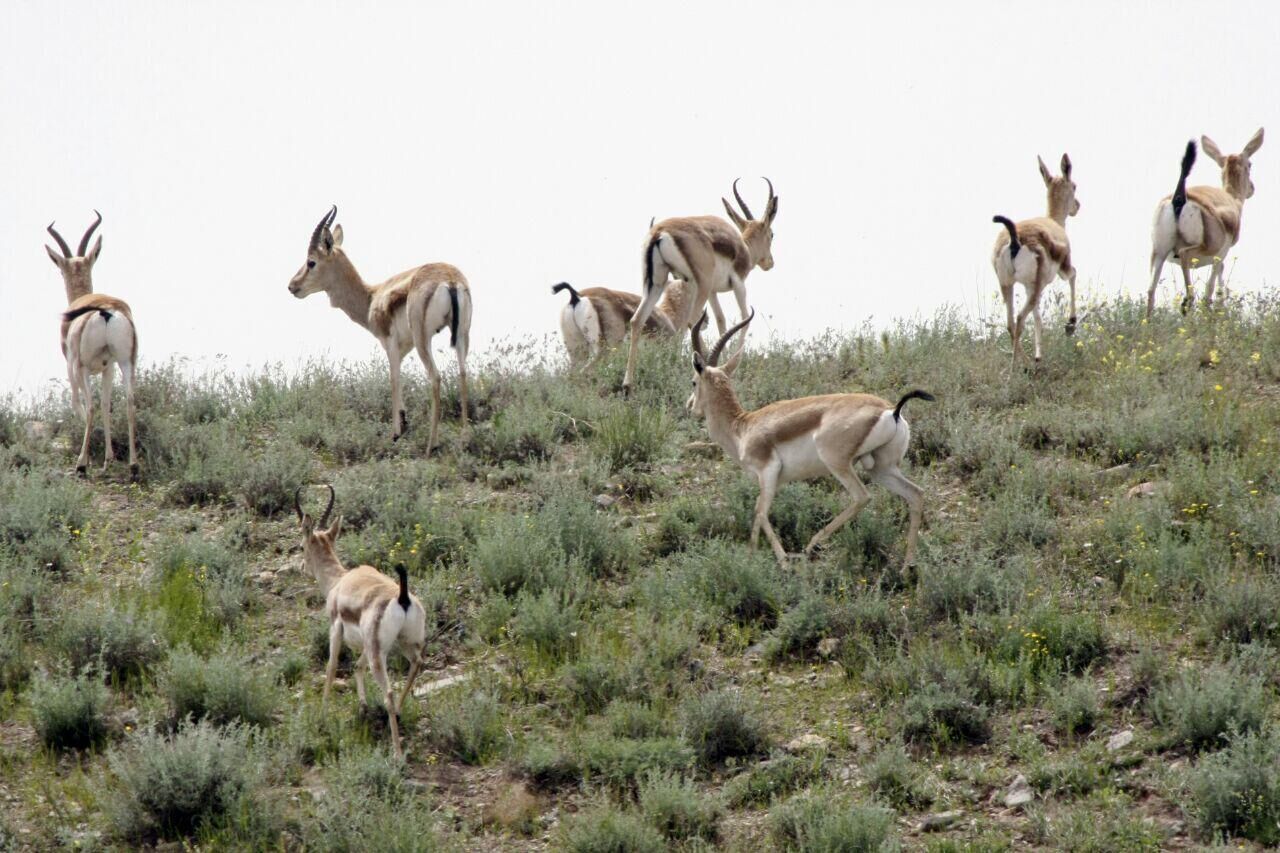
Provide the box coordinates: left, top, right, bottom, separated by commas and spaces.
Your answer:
42, 129, 1263, 755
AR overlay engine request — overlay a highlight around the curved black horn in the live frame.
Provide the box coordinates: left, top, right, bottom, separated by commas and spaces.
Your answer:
763, 176, 775, 203
708, 309, 755, 367
732, 178, 754, 221
310, 205, 337, 250
691, 311, 708, 360
77, 210, 102, 256
46, 222, 72, 258
318, 484, 336, 526
294, 487, 306, 522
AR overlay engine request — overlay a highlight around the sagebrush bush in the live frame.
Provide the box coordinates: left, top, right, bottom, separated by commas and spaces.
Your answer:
770, 787, 899, 852
866, 741, 932, 810
29, 670, 109, 751
1149, 663, 1267, 751
472, 513, 568, 596
512, 587, 583, 662
669, 540, 791, 627
0, 467, 88, 571
53, 602, 165, 683
901, 683, 991, 748
535, 491, 637, 578
426, 689, 507, 764
915, 551, 1025, 621
764, 595, 841, 663
1189, 727, 1280, 845
605, 700, 670, 740
465, 397, 559, 464
163, 422, 242, 507
680, 689, 770, 766
579, 734, 695, 793
723, 751, 825, 807
637, 770, 722, 843
153, 534, 249, 650
592, 404, 672, 472
518, 739, 581, 790
160, 647, 277, 728
559, 802, 665, 853
240, 439, 313, 517
1049, 676, 1099, 737
106, 720, 259, 842
1203, 576, 1280, 645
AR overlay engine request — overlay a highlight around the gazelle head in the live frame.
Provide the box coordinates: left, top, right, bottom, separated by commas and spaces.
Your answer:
1038, 154, 1080, 222
295, 484, 342, 567
687, 310, 754, 415
44, 211, 103, 300
288, 206, 347, 298
721, 178, 779, 271
1202, 128, 1264, 200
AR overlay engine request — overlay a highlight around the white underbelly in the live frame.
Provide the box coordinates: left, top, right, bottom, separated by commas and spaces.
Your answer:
776, 436, 828, 482
342, 621, 365, 651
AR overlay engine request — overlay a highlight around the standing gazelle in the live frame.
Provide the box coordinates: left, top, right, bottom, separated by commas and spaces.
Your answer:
45, 212, 140, 479
991, 154, 1081, 366
687, 313, 933, 569
289, 206, 471, 452
1146, 129, 1264, 318
623, 178, 778, 393
552, 279, 697, 366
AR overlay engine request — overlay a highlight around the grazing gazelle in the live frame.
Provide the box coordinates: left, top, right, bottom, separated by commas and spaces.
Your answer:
1146, 129, 1264, 318
296, 485, 429, 759
551, 279, 696, 366
623, 178, 778, 393
288, 206, 471, 453
45, 212, 140, 479
991, 153, 1081, 365
687, 312, 933, 569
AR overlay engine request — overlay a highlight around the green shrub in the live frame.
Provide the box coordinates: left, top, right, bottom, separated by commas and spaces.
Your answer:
592, 405, 672, 472
29, 670, 109, 751
465, 397, 559, 464
106, 720, 259, 842
512, 588, 583, 662
915, 551, 1025, 621
1189, 727, 1280, 845
559, 802, 665, 853
724, 752, 825, 807
240, 439, 313, 517
561, 651, 634, 714
536, 492, 636, 578
518, 740, 581, 790
1149, 663, 1267, 751
652, 494, 742, 556
993, 605, 1108, 675
901, 683, 991, 748
671, 541, 790, 627
1038, 794, 1166, 851
53, 602, 165, 683
164, 423, 242, 507
637, 770, 722, 843
680, 689, 770, 766
0, 467, 88, 571
1203, 576, 1280, 645
472, 514, 567, 596
605, 700, 669, 740
770, 788, 899, 852
765, 595, 839, 663
1049, 677, 1099, 737
152, 535, 249, 651
579, 734, 695, 792
866, 741, 932, 810
159, 647, 277, 728
426, 689, 507, 764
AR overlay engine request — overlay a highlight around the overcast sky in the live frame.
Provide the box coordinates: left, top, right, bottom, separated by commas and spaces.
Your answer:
2, 0, 1276, 396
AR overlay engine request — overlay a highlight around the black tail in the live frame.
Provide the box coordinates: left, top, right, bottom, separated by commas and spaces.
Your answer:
992, 216, 1020, 260
63, 306, 112, 323
892, 389, 936, 422
394, 564, 411, 611
644, 235, 660, 293
447, 285, 460, 348
551, 281, 581, 306
1173, 140, 1196, 218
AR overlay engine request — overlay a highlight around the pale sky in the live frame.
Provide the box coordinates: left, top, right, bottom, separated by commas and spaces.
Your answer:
2, 0, 1276, 396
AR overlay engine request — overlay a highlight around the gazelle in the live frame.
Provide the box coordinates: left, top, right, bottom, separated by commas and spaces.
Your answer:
288, 206, 471, 453
623, 178, 778, 393
1146, 129, 1264, 318
296, 485, 429, 759
687, 313, 933, 569
552, 278, 697, 366
45, 212, 140, 479
991, 153, 1081, 366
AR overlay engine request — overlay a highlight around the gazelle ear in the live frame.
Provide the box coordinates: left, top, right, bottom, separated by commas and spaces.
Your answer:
86, 236, 103, 265
1037, 156, 1053, 186
45, 245, 68, 267
693, 352, 706, 373
330, 224, 344, 247
723, 344, 745, 375
301, 514, 315, 534
1201, 136, 1226, 166
721, 198, 747, 230
326, 515, 343, 540
765, 194, 778, 223
1060, 153, 1072, 178
1244, 127, 1265, 157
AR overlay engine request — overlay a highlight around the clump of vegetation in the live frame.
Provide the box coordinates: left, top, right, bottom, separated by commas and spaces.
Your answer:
559, 802, 665, 853
680, 689, 770, 766
592, 405, 672, 472
637, 770, 722, 843
1049, 676, 1099, 737
770, 787, 899, 852
865, 741, 933, 810
426, 689, 508, 765
52, 602, 165, 684
1203, 576, 1280, 645
29, 670, 109, 751
159, 646, 278, 728
1189, 727, 1280, 845
1149, 663, 1267, 751
901, 683, 991, 748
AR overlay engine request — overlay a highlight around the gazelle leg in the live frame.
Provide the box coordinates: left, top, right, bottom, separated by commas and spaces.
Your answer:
870, 465, 926, 569
100, 363, 115, 469
1205, 261, 1224, 309
420, 344, 442, 457
752, 459, 788, 565
709, 293, 728, 336
729, 273, 749, 325
1032, 301, 1044, 362
75, 375, 94, 477
623, 281, 667, 394
805, 448, 871, 555
120, 360, 139, 479
398, 654, 424, 714
369, 653, 402, 757
1064, 266, 1078, 335
1179, 256, 1195, 314
454, 326, 470, 430
386, 343, 407, 439
323, 621, 343, 703
354, 652, 368, 707
1146, 253, 1167, 319
1001, 282, 1017, 370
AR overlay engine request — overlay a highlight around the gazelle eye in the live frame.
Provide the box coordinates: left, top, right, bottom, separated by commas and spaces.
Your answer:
307, 260, 316, 269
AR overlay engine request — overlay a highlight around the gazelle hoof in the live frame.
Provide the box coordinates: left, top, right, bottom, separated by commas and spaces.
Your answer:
130, 464, 140, 481
1180, 296, 1193, 315
1065, 316, 1077, 336
75, 464, 87, 478
621, 383, 632, 398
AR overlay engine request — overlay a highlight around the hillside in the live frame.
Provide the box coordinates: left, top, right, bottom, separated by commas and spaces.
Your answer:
2, 297, 1280, 851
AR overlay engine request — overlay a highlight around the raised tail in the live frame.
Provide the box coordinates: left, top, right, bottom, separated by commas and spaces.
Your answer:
394, 564, 411, 611
1173, 139, 1196, 218
447, 285, 460, 348
992, 216, 1020, 260
63, 305, 113, 323
551, 281, 581, 306
644, 235, 660, 293
892, 389, 936, 422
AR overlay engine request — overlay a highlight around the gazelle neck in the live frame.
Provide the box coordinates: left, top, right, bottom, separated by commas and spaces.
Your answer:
703, 375, 747, 462
325, 252, 375, 330
307, 548, 347, 598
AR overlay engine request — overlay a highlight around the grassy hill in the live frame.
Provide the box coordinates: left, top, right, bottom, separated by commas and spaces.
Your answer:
2, 296, 1280, 850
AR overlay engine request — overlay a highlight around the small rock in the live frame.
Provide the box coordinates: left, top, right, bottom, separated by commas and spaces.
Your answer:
783, 733, 830, 753
920, 810, 963, 832
770, 674, 797, 688
413, 672, 471, 697
743, 642, 766, 660
1090, 575, 1107, 587
1126, 481, 1160, 499
1004, 774, 1033, 808
816, 637, 840, 658
593, 493, 617, 509
1107, 729, 1135, 751
255, 570, 275, 584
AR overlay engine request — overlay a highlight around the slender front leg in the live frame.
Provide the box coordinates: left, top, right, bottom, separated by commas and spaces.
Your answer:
386, 343, 406, 439
623, 281, 666, 394
753, 460, 788, 565
729, 273, 750, 325
1204, 261, 1224, 309
1032, 301, 1044, 362
100, 363, 115, 469
398, 653, 424, 714
1064, 267, 1078, 335
709, 293, 728, 336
